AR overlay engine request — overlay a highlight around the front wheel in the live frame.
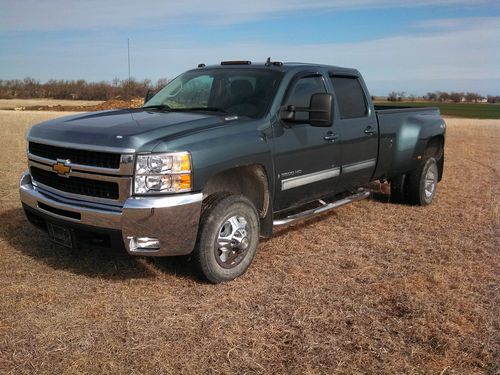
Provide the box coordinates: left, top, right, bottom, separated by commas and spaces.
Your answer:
194, 194, 260, 283
406, 157, 439, 206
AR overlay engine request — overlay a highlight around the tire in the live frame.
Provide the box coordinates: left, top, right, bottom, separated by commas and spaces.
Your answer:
194, 194, 260, 283
390, 174, 407, 204
406, 157, 439, 206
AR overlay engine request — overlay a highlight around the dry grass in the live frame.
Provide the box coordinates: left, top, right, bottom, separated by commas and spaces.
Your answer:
0, 110, 498, 374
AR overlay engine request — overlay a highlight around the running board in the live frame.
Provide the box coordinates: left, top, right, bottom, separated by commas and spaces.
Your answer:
273, 191, 370, 226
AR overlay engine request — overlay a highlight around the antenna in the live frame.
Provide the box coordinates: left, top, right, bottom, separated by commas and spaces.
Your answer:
127, 38, 131, 82
127, 38, 131, 99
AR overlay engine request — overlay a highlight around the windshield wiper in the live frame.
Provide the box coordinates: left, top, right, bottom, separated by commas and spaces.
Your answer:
173, 107, 227, 113
142, 104, 171, 111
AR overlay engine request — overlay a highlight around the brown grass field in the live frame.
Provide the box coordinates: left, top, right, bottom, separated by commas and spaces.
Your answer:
0, 110, 498, 374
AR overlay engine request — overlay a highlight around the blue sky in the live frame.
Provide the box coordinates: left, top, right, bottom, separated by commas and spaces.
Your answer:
1, 0, 499, 95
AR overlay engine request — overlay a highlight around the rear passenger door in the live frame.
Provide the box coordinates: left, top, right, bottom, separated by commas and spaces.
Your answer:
330, 74, 378, 192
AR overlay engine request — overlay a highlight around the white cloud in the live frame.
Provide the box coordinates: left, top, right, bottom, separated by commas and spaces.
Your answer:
1, 9, 498, 94
128, 16, 499, 94
134, 16, 499, 77
413, 16, 500, 30
0, 0, 491, 31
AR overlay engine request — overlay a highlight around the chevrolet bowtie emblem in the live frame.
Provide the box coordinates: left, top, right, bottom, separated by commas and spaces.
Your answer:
53, 160, 71, 176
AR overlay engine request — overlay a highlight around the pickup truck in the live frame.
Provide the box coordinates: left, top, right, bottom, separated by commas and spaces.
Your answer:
19, 60, 445, 283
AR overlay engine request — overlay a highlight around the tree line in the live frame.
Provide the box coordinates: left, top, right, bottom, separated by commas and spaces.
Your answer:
1, 77, 499, 104
0, 77, 170, 101
387, 91, 500, 103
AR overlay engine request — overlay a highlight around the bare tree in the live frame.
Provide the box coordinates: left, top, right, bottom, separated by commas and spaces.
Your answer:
387, 91, 398, 101
425, 92, 438, 101
438, 92, 449, 102
155, 78, 169, 91
449, 92, 464, 103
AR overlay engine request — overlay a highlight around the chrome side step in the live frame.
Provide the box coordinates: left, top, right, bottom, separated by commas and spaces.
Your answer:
273, 191, 370, 226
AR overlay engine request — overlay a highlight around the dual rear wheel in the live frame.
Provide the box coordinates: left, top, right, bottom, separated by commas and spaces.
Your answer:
390, 157, 439, 206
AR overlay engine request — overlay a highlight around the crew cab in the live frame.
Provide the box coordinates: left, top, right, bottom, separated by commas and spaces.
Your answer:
20, 60, 445, 283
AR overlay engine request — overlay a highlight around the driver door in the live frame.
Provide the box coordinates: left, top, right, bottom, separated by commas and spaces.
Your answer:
272, 73, 342, 211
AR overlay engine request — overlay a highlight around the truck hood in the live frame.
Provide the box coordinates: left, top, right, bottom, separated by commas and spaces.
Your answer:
27, 109, 233, 152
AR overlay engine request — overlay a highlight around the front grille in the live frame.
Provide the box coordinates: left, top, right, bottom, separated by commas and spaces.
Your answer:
30, 167, 119, 200
29, 142, 121, 169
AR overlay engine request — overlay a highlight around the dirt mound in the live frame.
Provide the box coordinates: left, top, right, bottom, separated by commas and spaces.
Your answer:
18, 97, 144, 112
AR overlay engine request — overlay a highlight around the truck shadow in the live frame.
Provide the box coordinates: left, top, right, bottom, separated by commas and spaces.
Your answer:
0, 207, 200, 281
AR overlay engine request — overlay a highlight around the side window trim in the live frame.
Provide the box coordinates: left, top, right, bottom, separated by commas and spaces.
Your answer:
329, 73, 369, 120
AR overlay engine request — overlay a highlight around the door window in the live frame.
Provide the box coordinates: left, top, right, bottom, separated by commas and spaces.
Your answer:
330, 76, 368, 119
285, 76, 326, 121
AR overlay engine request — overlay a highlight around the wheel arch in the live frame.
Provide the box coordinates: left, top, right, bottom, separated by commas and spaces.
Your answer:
424, 135, 445, 181
201, 164, 273, 238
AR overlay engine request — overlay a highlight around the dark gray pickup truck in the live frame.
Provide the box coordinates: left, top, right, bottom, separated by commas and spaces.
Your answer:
20, 60, 445, 282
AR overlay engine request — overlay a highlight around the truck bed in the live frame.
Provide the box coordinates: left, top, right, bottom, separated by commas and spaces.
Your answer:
373, 106, 444, 180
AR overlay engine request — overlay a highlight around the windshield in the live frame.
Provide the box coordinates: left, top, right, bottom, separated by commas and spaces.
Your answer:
144, 68, 283, 118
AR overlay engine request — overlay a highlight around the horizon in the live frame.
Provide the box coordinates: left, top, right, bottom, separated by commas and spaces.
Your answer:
1, 0, 499, 96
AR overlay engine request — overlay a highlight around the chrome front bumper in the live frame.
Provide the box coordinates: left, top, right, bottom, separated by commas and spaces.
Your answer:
19, 171, 203, 256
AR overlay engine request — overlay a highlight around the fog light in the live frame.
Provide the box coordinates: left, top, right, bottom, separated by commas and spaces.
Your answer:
127, 236, 160, 252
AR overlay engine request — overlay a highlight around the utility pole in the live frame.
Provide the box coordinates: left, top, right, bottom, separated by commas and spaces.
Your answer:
127, 38, 131, 99
127, 38, 131, 82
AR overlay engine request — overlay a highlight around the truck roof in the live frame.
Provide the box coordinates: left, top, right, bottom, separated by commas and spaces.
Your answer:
195, 61, 360, 75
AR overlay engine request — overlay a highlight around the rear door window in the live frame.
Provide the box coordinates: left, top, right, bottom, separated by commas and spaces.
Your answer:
330, 76, 368, 119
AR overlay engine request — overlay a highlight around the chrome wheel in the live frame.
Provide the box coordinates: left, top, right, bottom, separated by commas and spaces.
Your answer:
424, 163, 438, 200
215, 215, 250, 268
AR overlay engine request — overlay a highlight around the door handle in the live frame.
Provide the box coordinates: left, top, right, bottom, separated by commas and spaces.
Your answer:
364, 126, 376, 135
324, 132, 339, 142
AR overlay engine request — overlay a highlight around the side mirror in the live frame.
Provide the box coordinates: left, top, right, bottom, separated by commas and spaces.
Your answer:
308, 93, 333, 127
144, 90, 155, 104
279, 93, 333, 127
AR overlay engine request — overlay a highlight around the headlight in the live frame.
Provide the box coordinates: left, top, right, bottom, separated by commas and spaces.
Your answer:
134, 152, 192, 194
